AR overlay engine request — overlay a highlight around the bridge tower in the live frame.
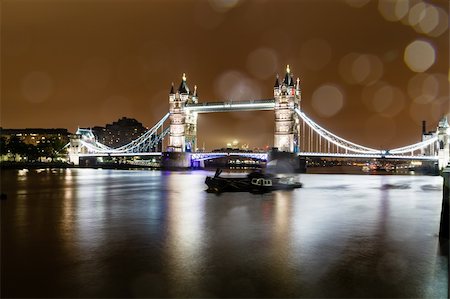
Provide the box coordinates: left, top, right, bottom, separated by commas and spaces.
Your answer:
67, 128, 95, 165
185, 85, 198, 152
68, 134, 82, 165
168, 74, 198, 152
273, 65, 301, 152
437, 115, 450, 169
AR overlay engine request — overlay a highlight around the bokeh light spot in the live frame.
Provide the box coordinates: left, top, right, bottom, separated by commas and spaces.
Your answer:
407, 73, 439, 104
208, 0, 240, 13
378, 0, 410, 22
408, 2, 427, 27
311, 84, 344, 117
246, 48, 278, 80
340, 53, 383, 85
339, 53, 360, 84
417, 4, 439, 34
345, 0, 370, 8
21, 71, 54, 103
214, 70, 262, 102
394, 0, 410, 21
428, 6, 449, 37
352, 55, 371, 84
404, 40, 435, 72
362, 82, 405, 117
373, 86, 394, 113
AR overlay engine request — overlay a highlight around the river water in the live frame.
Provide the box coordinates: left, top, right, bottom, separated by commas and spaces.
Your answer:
1, 168, 448, 298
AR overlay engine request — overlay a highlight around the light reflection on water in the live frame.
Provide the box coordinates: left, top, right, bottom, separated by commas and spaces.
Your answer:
1, 169, 447, 298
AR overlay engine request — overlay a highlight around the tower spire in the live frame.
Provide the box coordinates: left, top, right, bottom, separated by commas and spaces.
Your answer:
169, 82, 175, 94
284, 65, 293, 86
178, 73, 190, 94
439, 115, 449, 128
193, 85, 198, 97
274, 74, 280, 88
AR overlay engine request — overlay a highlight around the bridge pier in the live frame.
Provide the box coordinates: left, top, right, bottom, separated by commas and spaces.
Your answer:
161, 152, 192, 170
440, 164, 449, 240
267, 149, 306, 173
437, 116, 449, 170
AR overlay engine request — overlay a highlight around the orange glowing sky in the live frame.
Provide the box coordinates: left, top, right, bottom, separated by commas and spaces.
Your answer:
1, 0, 449, 150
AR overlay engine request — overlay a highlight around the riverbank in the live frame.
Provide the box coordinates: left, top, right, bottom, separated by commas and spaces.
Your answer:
0, 161, 75, 169
0, 161, 164, 171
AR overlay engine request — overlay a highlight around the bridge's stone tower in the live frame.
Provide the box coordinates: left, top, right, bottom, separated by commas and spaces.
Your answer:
68, 134, 82, 165
437, 115, 450, 169
273, 65, 301, 152
185, 85, 198, 152
67, 128, 95, 165
168, 74, 198, 152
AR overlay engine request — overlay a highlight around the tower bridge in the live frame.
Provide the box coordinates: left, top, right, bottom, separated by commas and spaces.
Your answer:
68, 65, 450, 171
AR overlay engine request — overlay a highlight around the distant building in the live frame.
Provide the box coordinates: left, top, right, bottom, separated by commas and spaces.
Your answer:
92, 117, 147, 148
0, 128, 70, 145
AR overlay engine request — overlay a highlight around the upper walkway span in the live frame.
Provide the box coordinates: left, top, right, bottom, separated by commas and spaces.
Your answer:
185, 99, 275, 113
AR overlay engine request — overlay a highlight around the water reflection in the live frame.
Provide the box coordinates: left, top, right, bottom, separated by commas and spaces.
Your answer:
165, 173, 206, 297
1, 169, 447, 298
270, 192, 295, 294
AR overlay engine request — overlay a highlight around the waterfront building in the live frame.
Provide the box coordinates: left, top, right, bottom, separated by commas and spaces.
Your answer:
0, 128, 70, 146
92, 117, 147, 148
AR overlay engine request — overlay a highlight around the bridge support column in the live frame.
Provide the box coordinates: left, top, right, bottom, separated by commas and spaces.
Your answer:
68, 134, 82, 165
273, 65, 300, 153
168, 89, 186, 153
161, 152, 192, 170
437, 116, 449, 170
168, 74, 199, 153
184, 110, 197, 152
267, 149, 306, 173
440, 164, 449, 241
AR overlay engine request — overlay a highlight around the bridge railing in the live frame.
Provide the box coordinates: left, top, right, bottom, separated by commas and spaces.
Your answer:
295, 108, 380, 154
295, 108, 439, 157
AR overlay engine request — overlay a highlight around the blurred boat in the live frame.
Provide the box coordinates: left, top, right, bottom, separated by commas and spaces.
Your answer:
205, 169, 302, 194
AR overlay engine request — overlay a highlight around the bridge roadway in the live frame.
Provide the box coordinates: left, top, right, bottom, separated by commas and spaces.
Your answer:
78, 151, 439, 161
185, 99, 275, 113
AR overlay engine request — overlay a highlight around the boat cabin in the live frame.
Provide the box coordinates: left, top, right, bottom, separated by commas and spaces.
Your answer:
251, 178, 272, 187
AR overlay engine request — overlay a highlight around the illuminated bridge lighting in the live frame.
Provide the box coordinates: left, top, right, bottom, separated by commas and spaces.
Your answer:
294, 108, 380, 154
69, 99, 442, 166
185, 99, 275, 113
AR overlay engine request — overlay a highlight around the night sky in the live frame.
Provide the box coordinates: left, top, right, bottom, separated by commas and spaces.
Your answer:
2, 0, 449, 150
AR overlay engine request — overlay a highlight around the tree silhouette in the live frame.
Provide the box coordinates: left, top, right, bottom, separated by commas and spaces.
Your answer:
0, 137, 8, 159
8, 136, 27, 161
